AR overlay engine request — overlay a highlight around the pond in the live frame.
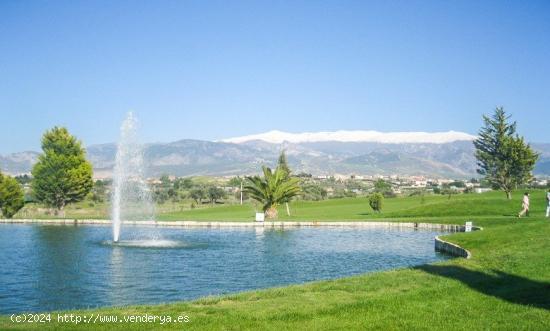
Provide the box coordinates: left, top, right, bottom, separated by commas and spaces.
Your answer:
0, 224, 450, 313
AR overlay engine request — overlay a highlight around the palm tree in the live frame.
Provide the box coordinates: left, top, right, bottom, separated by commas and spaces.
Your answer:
244, 166, 301, 219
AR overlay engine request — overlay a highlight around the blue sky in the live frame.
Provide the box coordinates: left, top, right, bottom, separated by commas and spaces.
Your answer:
1, 0, 549, 153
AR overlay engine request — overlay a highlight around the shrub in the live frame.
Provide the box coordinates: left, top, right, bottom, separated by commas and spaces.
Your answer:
0, 172, 25, 218
368, 193, 384, 213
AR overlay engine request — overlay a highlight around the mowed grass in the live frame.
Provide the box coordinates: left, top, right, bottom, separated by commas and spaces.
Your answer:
158, 190, 543, 222
15, 188, 542, 222
2, 190, 549, 330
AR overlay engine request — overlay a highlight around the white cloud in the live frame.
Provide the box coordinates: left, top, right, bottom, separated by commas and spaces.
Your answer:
222, 130, 477, 144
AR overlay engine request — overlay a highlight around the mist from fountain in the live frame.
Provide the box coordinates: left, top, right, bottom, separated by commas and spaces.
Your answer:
111, 112, 155, 242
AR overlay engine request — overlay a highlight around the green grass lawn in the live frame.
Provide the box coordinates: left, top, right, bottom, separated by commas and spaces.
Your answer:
2, 190, 549, 330
158, 189, 545, 222
15, 188, 545, 223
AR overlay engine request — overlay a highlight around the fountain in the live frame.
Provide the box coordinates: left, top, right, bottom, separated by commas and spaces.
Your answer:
111, 112, 155, 242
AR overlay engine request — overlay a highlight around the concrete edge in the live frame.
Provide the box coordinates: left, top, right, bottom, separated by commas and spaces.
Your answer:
434, 226, 483, 259
0, 219, 463, 230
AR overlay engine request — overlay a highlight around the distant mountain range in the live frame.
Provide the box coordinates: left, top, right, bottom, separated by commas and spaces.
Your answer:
222, 130, 477, 144
1, 130, 549, 179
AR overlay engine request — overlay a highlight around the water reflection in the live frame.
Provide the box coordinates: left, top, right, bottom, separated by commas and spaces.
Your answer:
32, 225, 92, 312
0, 224, 449, 313
254, 226, 264, 238
108, 246, 126, 306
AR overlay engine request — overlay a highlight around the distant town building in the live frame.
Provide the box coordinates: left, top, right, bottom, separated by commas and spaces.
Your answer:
474, 188, 492, 194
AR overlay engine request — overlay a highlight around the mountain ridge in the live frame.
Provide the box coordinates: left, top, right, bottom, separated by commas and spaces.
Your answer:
1, 133, 549, 178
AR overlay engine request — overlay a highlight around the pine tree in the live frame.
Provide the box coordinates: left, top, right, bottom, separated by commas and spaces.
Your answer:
473, 108, 539, 199
277, 150, 291, 177
31, 127, 94, 215
277, 150, 293, 215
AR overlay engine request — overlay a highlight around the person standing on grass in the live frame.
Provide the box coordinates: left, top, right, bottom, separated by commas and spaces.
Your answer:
546, 189, 550, 218
518, 192, 530, 218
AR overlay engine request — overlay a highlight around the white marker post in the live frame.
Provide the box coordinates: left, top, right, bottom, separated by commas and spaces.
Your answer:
240, 181, 243, 205
255, 212, 265, 222
465, 221, 473, 232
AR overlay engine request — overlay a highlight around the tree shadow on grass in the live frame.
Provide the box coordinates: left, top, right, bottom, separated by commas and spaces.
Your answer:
416, 265, 550, 310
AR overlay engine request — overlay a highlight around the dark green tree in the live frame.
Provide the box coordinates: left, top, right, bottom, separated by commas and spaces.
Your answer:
31, 127, 93, 215
153, 189, 169, 204
14, 174, 32, 185
190, 187, 207, 204
207, 186, 226, 204
0, 172, 25, 218
473, 108, 539, 199
277, 150, 291, 176
167, 188, 179, 201
277, 150, 294, 215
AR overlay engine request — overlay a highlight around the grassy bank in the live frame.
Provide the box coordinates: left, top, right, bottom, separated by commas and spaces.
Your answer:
2, 191, 549, 330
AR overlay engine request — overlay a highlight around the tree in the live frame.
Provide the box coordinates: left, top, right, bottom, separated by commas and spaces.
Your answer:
159, 174, 172, 189
473, 108, 539, 199
0, 172, 25, 218
374, 179, 392, 193
277, 150, 293, 216
441, 187, 458, 200
296, 172, 312, 178
374, 179, 395, 198
300, 183, 328, 201
207, 186, 226, 204
190, 187, 207, 204
368, 192, 384, 213
90, 180, 106, 203
174, 177, 193, 190
277, 150, 291, 176
244, 166, 301, 219
167, 188, 178, 201
14, 174, 32, 185
31, 127, 93, 215
227, 176, 243, 187
153, 189, 169, 204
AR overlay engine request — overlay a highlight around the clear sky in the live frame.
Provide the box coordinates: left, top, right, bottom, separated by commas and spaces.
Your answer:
1, 0, 549, 153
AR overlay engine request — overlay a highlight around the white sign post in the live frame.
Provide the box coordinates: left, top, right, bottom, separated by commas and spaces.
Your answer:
255, 212, 265, 222
465, 221, 472, 232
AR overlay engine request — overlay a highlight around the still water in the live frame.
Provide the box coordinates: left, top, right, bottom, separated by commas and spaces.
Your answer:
0, 224, 449, 313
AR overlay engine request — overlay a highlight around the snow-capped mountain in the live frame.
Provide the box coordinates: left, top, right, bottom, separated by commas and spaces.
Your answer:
222, 130, 477, 144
